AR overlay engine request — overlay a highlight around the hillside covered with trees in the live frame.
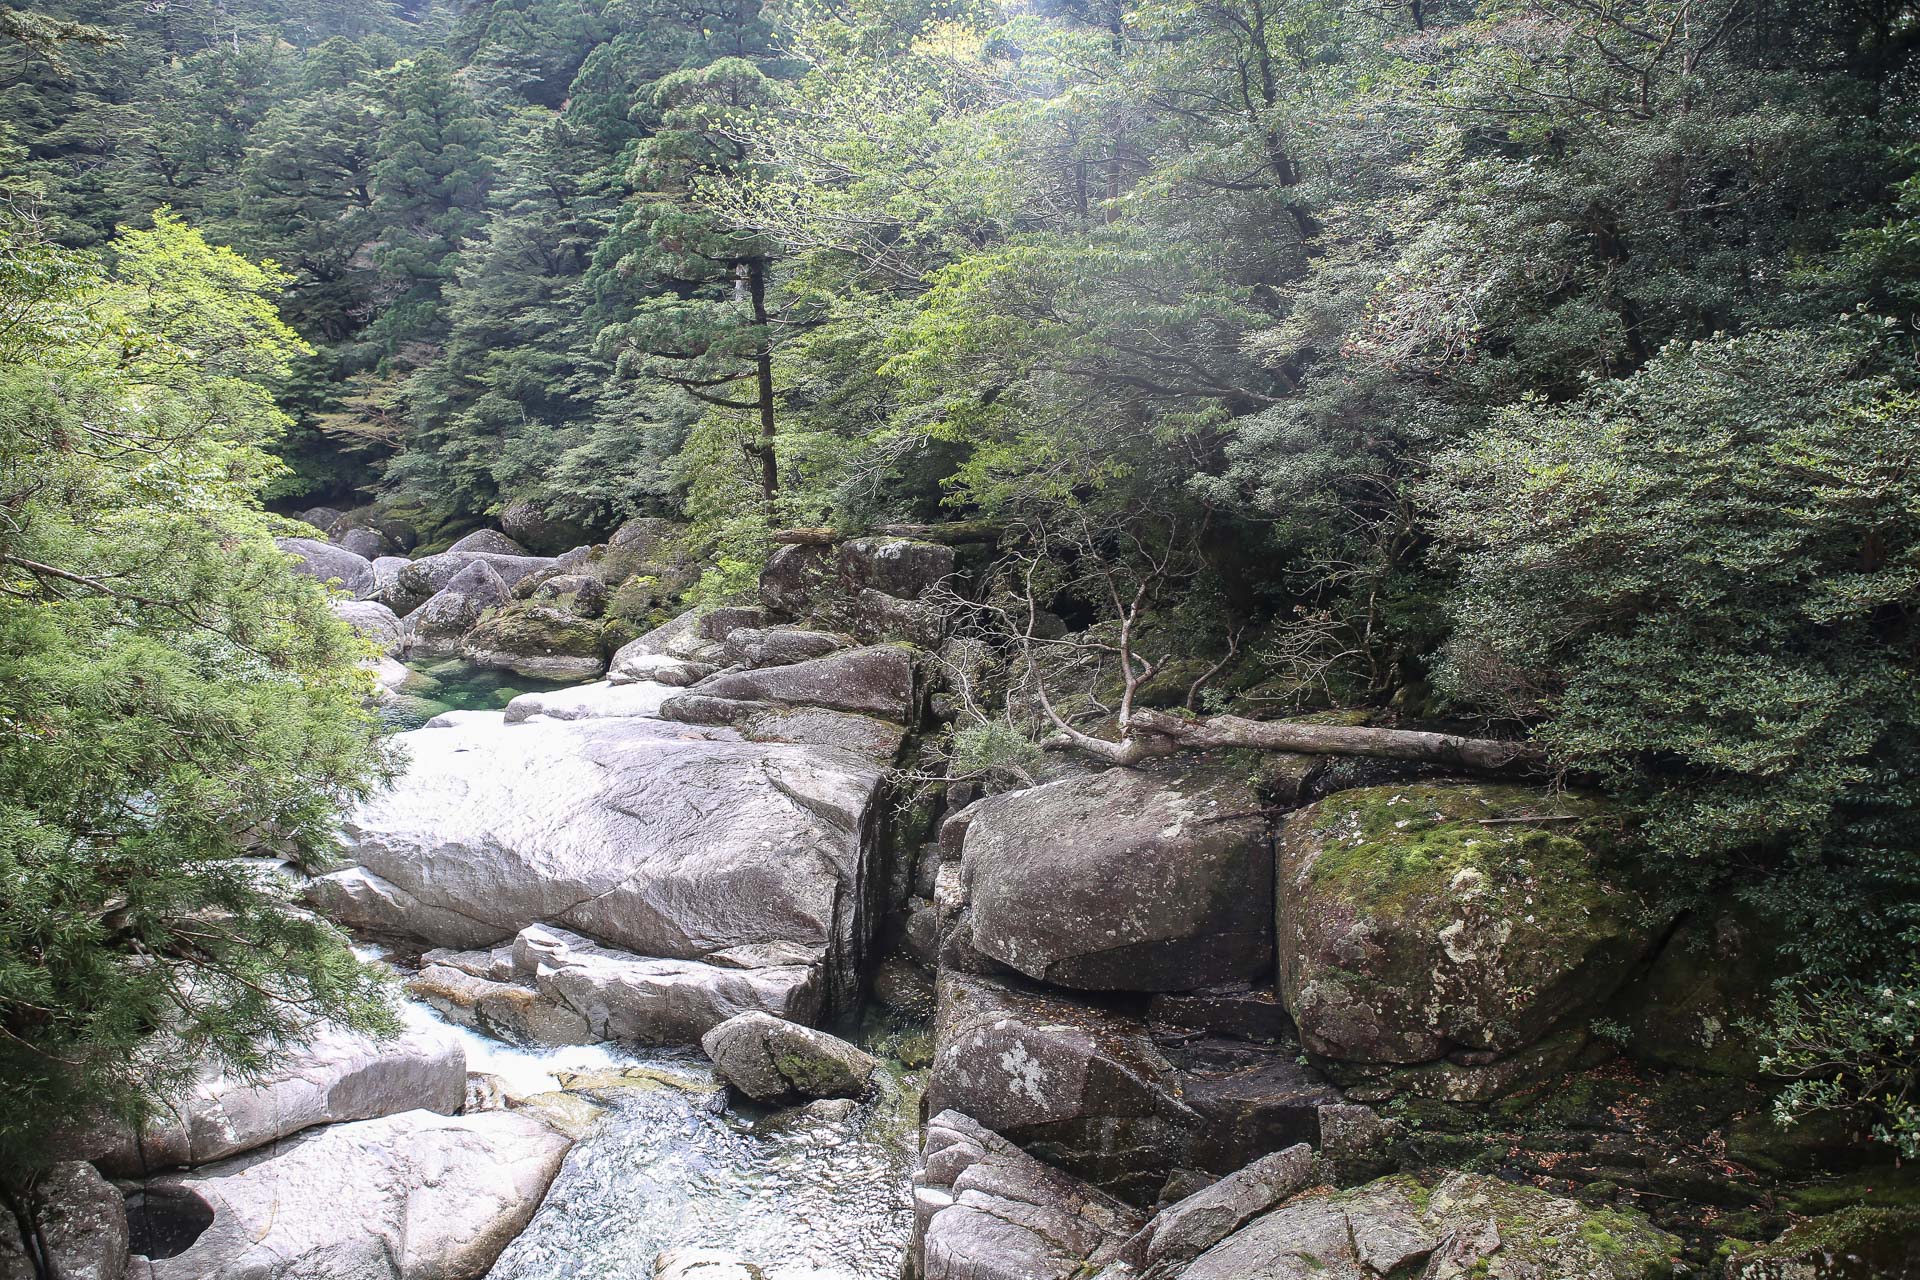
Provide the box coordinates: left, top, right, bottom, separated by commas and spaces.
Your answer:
2, 0, 1918, 1273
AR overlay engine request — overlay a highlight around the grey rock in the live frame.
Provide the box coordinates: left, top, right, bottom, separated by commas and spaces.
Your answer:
927, 972, 1199, 1201
697, 605, 766, 640
722, 627, 848, 668
331, 598, 405, 654
736, 705, 908, 763
449, 528, 531, 556
700, 1012, 878, 1101
502, 680, 674, 725
964, 762, 1272, 991
89, 1019, 465, 1173
517, 925, 822, 1044
393, 550, 556, 614
334, 526, 390, 559
690, 644, 916, 722
276, 536, 372, 594
498, 499, 593, 556
306, 713, 887, 1014
529, 572, 609, 616
611, 652, 716, 687
296, 505, 346, 532
1318, 1103, 1397, 1183
914, 1110, 1143, 1280
140, 1109, 572, 1280
1143, 1144, 1315, 1269
1166, 1039, 1343, 1175
1148, 985, 1292, 1044
606, 610, 702, 683
609, 516, 678, 553
0, 1161, 125, 1280
406, 964, 595, 1046
405, 559, 511, 656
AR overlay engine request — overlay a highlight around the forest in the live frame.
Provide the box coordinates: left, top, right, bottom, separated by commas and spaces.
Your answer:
2, 0, 1918, 1273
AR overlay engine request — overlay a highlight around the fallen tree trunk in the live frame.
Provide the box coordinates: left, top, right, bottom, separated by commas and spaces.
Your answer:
1042, 708, 1545, 774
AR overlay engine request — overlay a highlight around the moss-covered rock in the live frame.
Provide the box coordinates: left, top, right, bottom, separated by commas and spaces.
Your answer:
1725, 1206, 1920, 1278
462, 600, 606, 680
1176, 1169, 1679, 1279
1617, 907, 1789, 1078
1276, 782, 1661, 1071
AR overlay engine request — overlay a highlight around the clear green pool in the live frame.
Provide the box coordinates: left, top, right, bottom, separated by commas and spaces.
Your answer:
378, 657, 577, 733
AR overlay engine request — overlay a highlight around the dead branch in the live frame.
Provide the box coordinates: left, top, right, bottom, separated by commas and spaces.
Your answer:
770, 521, 1005, 547
1042, 708, 1544, 774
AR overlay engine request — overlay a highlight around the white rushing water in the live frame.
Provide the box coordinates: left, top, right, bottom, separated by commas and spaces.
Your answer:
363, 949, 923, 1278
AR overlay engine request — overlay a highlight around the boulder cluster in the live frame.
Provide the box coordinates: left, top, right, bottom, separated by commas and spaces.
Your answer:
277, 504, 699, 685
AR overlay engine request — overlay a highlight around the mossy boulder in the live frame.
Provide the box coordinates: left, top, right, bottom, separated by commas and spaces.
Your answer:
1276, 782, 1661, 1067
1725, 1206, 1920, 1279
462, 600, 606, 680
1173, 1169, 1679, 1279
699, 1012, 877, 1103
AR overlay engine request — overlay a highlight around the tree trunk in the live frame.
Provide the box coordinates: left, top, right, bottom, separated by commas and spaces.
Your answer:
744, 258, 778, 503
1044, 708, 1544, 774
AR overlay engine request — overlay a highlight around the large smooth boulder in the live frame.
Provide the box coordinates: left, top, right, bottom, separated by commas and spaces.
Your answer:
276, 536, 372, 594
463, 600, 606, 680
1276, 783, 1657, 1068
334, 526, 391, 560
914, 1111, 1144, 1280
722, 627, 847, 668
0, 1161, 125, 1280
363, 555, 412, 609
927, 972, 1199, 1200
498, 499, 593, 555
405, 559, 511, 657
332, 598, 405, 654
306, 713, 888, 1014
701, 1012, 877, 1101
297, 505, 346, 532
502, 680, 674, 725
141, 1110, 572, 1280
518, 925, 822, 1043
1169, 1170, 1678, 1280
90, 1019, 464, 1173
393, 550, 556, 614
690, 644, 916, 722
963, 762, 1273, 991
448, 528, 530, 556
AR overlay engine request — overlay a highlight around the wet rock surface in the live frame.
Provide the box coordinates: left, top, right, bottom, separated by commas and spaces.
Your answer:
702, 1012, 879, 1102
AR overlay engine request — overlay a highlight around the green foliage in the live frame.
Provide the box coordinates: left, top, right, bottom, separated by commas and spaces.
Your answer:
0, 204, 393, 1193
1763, 944, 1920, 1161
1429, 326, 1920, 965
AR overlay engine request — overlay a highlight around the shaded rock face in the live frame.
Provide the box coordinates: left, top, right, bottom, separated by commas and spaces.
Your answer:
723, 626, 848, 668
1276, 783, 1659, 1081
140, 1109, 572, 1280
88, 1019, 465, 1173
914, 1110, 1144, 1280
926, 972, 1200, 1200
1623, 908, 1785, 1077
405, 559, 512, 656
463, 599, 606, 680
335, 526, 389, 560
1725, 1206, 1920, 1280
760, 537, 955, 644
963, 762, 1274, 992
690, 644, 917, 723
305, 713, 888, 1015
701, 1012, 878, 1102
0, 1161, 125, 1280
276, 536, 372, 594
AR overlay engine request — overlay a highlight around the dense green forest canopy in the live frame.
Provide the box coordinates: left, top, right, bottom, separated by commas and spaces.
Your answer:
3, 0, 1918, 1171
